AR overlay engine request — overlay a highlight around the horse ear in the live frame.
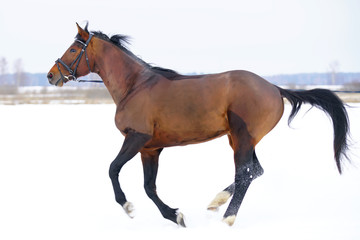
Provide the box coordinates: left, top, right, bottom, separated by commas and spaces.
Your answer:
76, 22, 89, 40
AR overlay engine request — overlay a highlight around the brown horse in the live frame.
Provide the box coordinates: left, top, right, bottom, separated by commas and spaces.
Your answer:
47, 23, 350, 227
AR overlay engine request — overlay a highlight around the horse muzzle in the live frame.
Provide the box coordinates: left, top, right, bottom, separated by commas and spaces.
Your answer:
47, 72, 64, 87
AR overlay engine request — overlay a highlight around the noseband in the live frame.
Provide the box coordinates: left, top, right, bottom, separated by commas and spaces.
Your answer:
55, 34, 94, 86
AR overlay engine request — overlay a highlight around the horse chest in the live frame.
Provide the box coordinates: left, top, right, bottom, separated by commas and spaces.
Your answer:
114, 106, 153, 135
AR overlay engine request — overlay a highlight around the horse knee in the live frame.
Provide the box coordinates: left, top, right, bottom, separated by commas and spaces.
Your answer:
144, 183, 157, 199
109, 161, 120, 179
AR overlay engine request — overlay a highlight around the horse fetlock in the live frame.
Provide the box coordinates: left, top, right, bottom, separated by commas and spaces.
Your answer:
123, 202, 135, 218
207, 191, 232, 211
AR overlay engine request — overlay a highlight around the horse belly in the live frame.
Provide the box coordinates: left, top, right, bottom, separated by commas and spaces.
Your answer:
147, 109, 228, 148
144, 76, 230, 148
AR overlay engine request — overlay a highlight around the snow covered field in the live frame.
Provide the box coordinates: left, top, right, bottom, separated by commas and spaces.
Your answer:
0, 103, 359, 239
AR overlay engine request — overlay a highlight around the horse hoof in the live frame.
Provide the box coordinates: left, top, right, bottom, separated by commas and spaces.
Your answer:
207, 206, 219, 212
123, 202, 135, 218
222, 215, 236, 226
176, 212, 186, 227
207, 191, 231, 211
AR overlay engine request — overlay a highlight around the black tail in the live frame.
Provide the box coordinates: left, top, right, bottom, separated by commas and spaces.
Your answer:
277, 87, 350, 174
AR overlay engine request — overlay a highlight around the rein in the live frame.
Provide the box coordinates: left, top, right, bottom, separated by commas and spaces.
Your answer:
55, 34, 103, 85
77, 79, 103, 83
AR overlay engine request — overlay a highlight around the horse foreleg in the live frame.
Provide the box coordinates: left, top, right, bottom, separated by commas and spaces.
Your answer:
141, 149, 186, 227
109, 130, 151, 218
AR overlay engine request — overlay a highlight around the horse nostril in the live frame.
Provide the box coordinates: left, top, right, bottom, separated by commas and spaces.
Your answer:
47, 72, 53, 80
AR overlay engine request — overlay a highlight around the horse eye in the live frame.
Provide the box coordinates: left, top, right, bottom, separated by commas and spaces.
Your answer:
70, 49, 76, 53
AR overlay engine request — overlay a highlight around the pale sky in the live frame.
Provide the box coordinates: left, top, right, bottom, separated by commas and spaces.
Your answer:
0, 0, 359, 75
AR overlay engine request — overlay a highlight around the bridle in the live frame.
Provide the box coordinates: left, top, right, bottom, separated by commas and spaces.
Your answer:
55, 34, 102, 85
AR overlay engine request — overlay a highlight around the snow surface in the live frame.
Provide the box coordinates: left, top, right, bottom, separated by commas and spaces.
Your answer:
0, 104, 359, 239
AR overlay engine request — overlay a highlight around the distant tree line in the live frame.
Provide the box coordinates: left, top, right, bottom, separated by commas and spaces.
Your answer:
1, 56, 360, 89
266, 72, 360, 87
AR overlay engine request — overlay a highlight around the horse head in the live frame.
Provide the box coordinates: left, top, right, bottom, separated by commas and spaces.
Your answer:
47, 23, 93, 86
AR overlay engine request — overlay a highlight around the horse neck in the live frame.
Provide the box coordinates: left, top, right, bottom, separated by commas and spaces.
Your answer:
91, 38, 148, 104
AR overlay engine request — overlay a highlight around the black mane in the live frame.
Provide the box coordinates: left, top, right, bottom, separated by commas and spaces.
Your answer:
76, 26, 182, 80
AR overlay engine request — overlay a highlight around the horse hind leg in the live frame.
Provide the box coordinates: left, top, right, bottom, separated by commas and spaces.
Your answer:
207, 183, 234, 211
222, 111, 264, 226
223, 148, 255, 226
207, 151, 263, 211
141, 149, 186, 227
